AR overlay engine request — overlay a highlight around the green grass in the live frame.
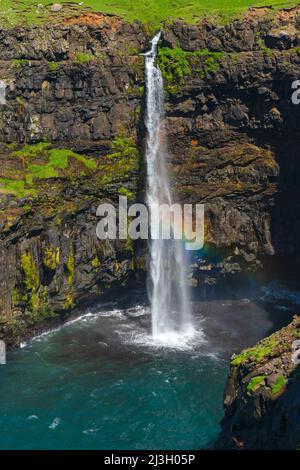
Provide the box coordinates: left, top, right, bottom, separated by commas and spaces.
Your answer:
12, 142, 51, 158
48, 61, 59, 72
70, 151, 97, 169
158, 47, 191, 90
158, 47, 225, 93
98, 135, 139, 185
246, 375, 266, 395
13, 144, 97, 170
231, 337, 279, 366
0, 1, 299, 29
0, 143, 97, 198
272, 375, 287, 395
26, 164, 59, 181
24, 147, 97, 182
0, 177, 35, 197
74, 52, 95, 64
11, 59, 29, 68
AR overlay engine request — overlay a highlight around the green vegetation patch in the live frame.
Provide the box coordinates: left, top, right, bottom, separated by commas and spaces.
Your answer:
91, 256, 100, 271
231, 337, 279, 366
74, 52, 95, 64
19, 251, 56, 320
99, 135, 139, 185
118, 187, 134, 199
0, 177, 35, 198
43, 245, 60, 270
67, 244, 75, 286
230, 317, 300, 370
0, 1, 299, 29
257, 37, 274, 58
71, 151, 97, 169
13, 142, 51, 159
11, 59, 29, 68
21, 252, 40, 292
21, 251, 40, 313
157, 47, 225, 93
158, 47, 191, 90
272, 374, 287, 395
48, 61, 59, 72
0, 143, 97, 199
247, 375, 266, 395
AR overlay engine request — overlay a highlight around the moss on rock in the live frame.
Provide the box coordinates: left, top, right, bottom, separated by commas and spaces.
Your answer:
67, 244, 75, 286
21, 252, 40, 293
272, 374, 287, 395
21, 251, 40, 315
157, 47, 225, 93
43, 245, 60, 271
98, 135, 139, 185
230, 318, 300, 367
91, 256, 100, 271
0, 143, 98, 200
246, 375, 266, 395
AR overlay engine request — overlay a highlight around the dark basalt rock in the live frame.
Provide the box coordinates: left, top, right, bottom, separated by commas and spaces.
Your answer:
216, 316, 300, 450
162, 7, 300, 53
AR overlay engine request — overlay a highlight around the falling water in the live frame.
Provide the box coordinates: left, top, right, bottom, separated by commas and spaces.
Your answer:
144, 33, 194, 344
0, 80, 7, 105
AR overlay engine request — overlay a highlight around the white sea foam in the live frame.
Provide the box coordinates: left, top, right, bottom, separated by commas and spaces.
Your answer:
122, 325, 206, 351
49, 417, 61, 430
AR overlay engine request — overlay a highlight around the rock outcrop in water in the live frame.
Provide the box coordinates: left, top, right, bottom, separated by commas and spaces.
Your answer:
1, 8, 300, 345
216, 316, 300, 450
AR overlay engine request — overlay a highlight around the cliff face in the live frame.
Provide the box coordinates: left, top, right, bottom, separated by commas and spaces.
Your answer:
216, 316, 300, 450
161, 7, 300, 281
1, 8, 300, 345
0, 17, 146, 147
0, 16, 147, 346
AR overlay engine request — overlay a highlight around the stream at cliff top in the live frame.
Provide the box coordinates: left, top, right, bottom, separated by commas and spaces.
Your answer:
0, 282, 298, 450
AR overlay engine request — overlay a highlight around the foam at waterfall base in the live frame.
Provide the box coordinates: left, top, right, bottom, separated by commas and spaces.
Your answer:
129, 324, 206, 351
22, 304, 206, 353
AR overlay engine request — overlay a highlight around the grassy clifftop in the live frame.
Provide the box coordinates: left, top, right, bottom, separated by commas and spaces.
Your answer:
0, 0, 299, 28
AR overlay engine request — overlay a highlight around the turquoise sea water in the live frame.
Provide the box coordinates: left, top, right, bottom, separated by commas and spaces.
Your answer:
0, 287, 296, 450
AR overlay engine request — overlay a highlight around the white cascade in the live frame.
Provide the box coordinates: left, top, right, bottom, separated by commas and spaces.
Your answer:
144, 33, 194, 344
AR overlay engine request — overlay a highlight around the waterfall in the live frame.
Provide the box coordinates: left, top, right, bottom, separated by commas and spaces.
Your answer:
0, 80, 6, 105
144, 33, 194, 344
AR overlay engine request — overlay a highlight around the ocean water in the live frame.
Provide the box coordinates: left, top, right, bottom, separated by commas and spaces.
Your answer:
0, 287, 296, 450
